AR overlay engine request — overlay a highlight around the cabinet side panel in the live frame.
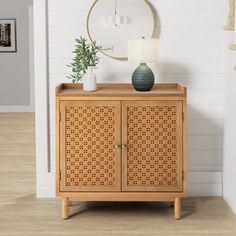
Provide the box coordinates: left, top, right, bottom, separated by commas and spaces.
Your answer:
183, 98, 188, 195
56, 97, 60, 196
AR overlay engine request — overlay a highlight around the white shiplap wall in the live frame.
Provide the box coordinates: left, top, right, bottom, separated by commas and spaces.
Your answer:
47, 0, 227, 196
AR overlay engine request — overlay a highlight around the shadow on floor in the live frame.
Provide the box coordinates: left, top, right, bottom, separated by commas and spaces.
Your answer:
68, 199, 196, 219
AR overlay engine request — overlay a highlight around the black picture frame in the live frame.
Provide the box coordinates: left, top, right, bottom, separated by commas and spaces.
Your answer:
0, 18, 17, 53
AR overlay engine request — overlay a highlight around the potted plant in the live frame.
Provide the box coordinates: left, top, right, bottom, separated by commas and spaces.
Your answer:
67, 37, 100, 91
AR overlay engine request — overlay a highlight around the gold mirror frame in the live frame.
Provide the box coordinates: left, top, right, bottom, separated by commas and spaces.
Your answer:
86, 0, 156, 60
224, 0, 235, 31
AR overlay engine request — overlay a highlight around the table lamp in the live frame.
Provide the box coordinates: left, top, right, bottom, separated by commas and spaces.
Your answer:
128, 38, 158, 91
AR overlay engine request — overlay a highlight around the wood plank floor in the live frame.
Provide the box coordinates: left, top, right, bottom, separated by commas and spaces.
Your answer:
0, 113, 236, 236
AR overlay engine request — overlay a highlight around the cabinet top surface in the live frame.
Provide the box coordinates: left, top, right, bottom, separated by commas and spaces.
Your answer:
56, 83, 187, 97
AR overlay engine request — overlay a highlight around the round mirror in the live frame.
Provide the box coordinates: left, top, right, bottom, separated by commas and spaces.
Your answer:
87, 0, 155, 60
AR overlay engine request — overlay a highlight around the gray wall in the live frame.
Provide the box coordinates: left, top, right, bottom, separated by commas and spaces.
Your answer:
0, 0, 33, 105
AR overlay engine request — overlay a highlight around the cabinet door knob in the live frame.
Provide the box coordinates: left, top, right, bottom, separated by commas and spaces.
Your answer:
122, 144, 127, 148
116, 144, 121, 149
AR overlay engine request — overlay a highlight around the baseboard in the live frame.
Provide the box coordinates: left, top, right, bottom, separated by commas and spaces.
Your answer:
223, 194, 236, 214
37, 185, 56, 198
0, 105, 34, 112
188, 183, 222, 197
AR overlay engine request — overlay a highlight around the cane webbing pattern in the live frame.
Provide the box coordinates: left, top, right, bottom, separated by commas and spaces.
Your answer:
127, 105, 180, 190
64, 105, 117, 189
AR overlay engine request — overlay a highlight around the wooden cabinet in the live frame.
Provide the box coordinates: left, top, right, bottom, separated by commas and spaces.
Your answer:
56, 83, 187, 220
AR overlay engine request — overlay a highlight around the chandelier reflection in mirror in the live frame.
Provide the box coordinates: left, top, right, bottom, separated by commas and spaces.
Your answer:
99, 0, 132, 30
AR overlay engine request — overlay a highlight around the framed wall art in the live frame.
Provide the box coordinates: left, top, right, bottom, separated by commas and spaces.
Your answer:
0, 19, 17, 52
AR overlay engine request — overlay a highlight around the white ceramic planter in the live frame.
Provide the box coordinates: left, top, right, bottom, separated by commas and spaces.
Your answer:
83, 68, 97, 92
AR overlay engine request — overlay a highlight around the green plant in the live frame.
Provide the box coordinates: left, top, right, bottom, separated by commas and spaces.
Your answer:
67, 37, 100, 83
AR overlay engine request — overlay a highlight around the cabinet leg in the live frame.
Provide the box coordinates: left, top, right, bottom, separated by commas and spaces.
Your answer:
174, 197, 181, 220
62, 197, 69, 219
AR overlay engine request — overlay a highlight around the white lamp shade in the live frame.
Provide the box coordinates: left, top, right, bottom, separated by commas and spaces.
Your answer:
128, 38, 158, 63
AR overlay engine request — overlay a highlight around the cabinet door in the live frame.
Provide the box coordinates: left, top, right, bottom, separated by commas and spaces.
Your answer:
122, 101, 183, 192
59, 101, 121, 192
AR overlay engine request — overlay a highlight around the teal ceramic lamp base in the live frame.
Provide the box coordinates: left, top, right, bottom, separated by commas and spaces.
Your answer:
132, 63, 155, 92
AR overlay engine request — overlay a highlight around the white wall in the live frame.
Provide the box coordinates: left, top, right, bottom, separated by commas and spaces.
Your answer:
36, 0, 227, 197
223, 31, 236, 214
0, 0, 34, 112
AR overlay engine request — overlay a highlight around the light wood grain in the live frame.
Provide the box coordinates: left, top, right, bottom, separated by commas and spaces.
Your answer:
62, 197, 69, 219
56, 96, 60, 196
58, 192, 185, 200
56, 83, 187, 97
174, 197, 182, 220
0, 113, 35, 203
224, 0, 235, 31
56, 83, 187, 219
183, 96, 188, 194
0, 113, 236, 235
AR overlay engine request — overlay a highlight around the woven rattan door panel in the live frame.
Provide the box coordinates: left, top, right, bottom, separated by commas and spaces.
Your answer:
60, 101, 121, 192
122, 101, 183, 192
